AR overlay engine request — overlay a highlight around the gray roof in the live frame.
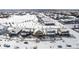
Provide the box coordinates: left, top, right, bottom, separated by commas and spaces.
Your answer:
0, 25, 8, 34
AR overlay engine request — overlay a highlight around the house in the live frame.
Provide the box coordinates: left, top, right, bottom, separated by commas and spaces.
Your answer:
8, 27, 21, 37
20, 28, 33, 37
45, 28, 57, 36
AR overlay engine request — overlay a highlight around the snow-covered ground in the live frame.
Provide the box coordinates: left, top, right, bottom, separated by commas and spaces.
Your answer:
0, 13, 79, 49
